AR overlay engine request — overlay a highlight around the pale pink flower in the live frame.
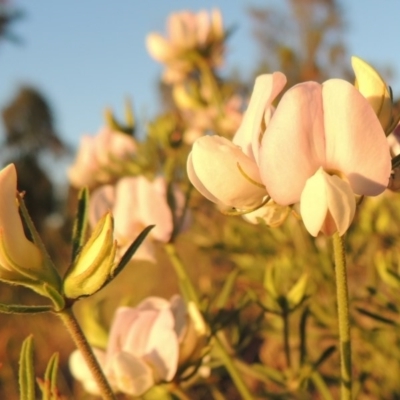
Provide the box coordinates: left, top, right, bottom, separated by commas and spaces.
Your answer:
187, 73, 286, 209
70, 296, 207, 397
68, 127, 137, 188
89, 176, 188, 262
260, 79, 391, 236
146, 9, 224, 83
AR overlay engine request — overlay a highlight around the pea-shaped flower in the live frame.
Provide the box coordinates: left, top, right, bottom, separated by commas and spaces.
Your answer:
70, 295, 207, 397
260, 79, 391, 236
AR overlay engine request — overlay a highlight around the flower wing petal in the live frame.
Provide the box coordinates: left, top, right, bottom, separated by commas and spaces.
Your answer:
189, 135, 267, 208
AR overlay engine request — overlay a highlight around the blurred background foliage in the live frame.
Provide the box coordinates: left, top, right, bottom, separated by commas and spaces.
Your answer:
1, 0, 400, 399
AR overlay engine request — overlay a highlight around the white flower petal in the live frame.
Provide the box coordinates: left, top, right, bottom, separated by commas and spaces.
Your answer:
300, 169, 355, 237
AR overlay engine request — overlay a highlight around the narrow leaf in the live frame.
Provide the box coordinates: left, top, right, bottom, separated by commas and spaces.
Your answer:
43, 353, 59, 400
19, 335, 35, 400
356, 307, 397, 325
215, 269, 240, 309
0, 303, 52, 314
71, 187, 89, 262
102, 225, 155, 288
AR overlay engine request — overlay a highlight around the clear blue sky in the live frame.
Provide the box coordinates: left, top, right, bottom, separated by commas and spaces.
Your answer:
1, 0, 400, 148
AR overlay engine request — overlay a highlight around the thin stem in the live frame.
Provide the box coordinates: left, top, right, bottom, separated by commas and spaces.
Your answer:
333, 233, 352, 400
164, 243, 254, 400
282, 307, 292, 368
164, 243, 200, 307
57, 308, 116, 400
214, 332, 254, 400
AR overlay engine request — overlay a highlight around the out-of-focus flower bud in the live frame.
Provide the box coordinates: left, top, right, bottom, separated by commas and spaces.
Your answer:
68, 127, 137, 188
0, 164, 61, 292
351, 56, 395, 134
63, 213, 116, 299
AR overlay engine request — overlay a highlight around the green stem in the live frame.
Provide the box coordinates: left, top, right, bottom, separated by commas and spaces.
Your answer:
164, 244, 254, 400
333, 233, 352, 400
214, 332, 254, 400
57, 308, 116, 400
282, 307, 292, 369
164, 243, 200, 307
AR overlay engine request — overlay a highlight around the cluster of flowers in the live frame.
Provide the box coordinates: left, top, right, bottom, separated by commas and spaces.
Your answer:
188, 57, 395, 237
70, 295, 207, 397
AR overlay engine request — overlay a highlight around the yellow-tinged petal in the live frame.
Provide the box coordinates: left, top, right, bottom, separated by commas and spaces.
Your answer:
351, 56, 392, 131
0, 164, 43, 273
63, 212, 117, 298
300, 169, 356, 237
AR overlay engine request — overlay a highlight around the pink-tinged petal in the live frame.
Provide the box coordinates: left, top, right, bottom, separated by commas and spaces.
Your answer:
233, 73, 287, 164
106, 307, 140, 364
260, 82, 326, 205
113, 177, 140, 240
146, 33, 176, 62
0, 164, 43, 272
322, 79, 391, 195
189, 135, 267, 208
143, 308, 179, 381
187, 152, 221, 205
111, 351, 154, 396
136, 176, 173, 243
89, 185, 115, 230
123, 310, 160, 358
67, 136, 97, 187
69, 348, 108, 395
137, 296, 171, 312
300, 169, 355, 237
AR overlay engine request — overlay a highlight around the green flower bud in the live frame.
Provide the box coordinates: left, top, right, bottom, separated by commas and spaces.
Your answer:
63, 212, 117, 299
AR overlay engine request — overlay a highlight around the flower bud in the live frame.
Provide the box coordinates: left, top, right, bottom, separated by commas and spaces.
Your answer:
63, 212, 117, 299
351, 56, 394, 133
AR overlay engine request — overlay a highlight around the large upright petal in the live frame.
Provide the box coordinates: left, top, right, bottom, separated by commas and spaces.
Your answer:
233, 73, 286, 164
259, 82, 326, 205
189, 135, 267, 208
322, 79, 391, 195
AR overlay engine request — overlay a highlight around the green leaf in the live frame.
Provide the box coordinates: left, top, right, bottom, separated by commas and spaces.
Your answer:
0, 303, 52, 314
215, 269, 239, 309
355, 307, 397, 325
71, 187, 89, 262
107, 225, 155, 281
42, 353, 59, 400
19, 335, 35, 400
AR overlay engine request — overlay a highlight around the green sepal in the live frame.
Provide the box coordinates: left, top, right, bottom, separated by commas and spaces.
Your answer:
0, 303, 52, 314
71, 187, 89, 262
19, 335, 35, 400
43, 283, 65, 311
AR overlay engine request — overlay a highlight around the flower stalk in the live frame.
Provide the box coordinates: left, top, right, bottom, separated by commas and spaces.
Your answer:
57, 308, 116, 400
333, 233, 352, 400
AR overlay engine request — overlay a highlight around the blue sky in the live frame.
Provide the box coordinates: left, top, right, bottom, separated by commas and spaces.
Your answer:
1, 0, 400, 148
